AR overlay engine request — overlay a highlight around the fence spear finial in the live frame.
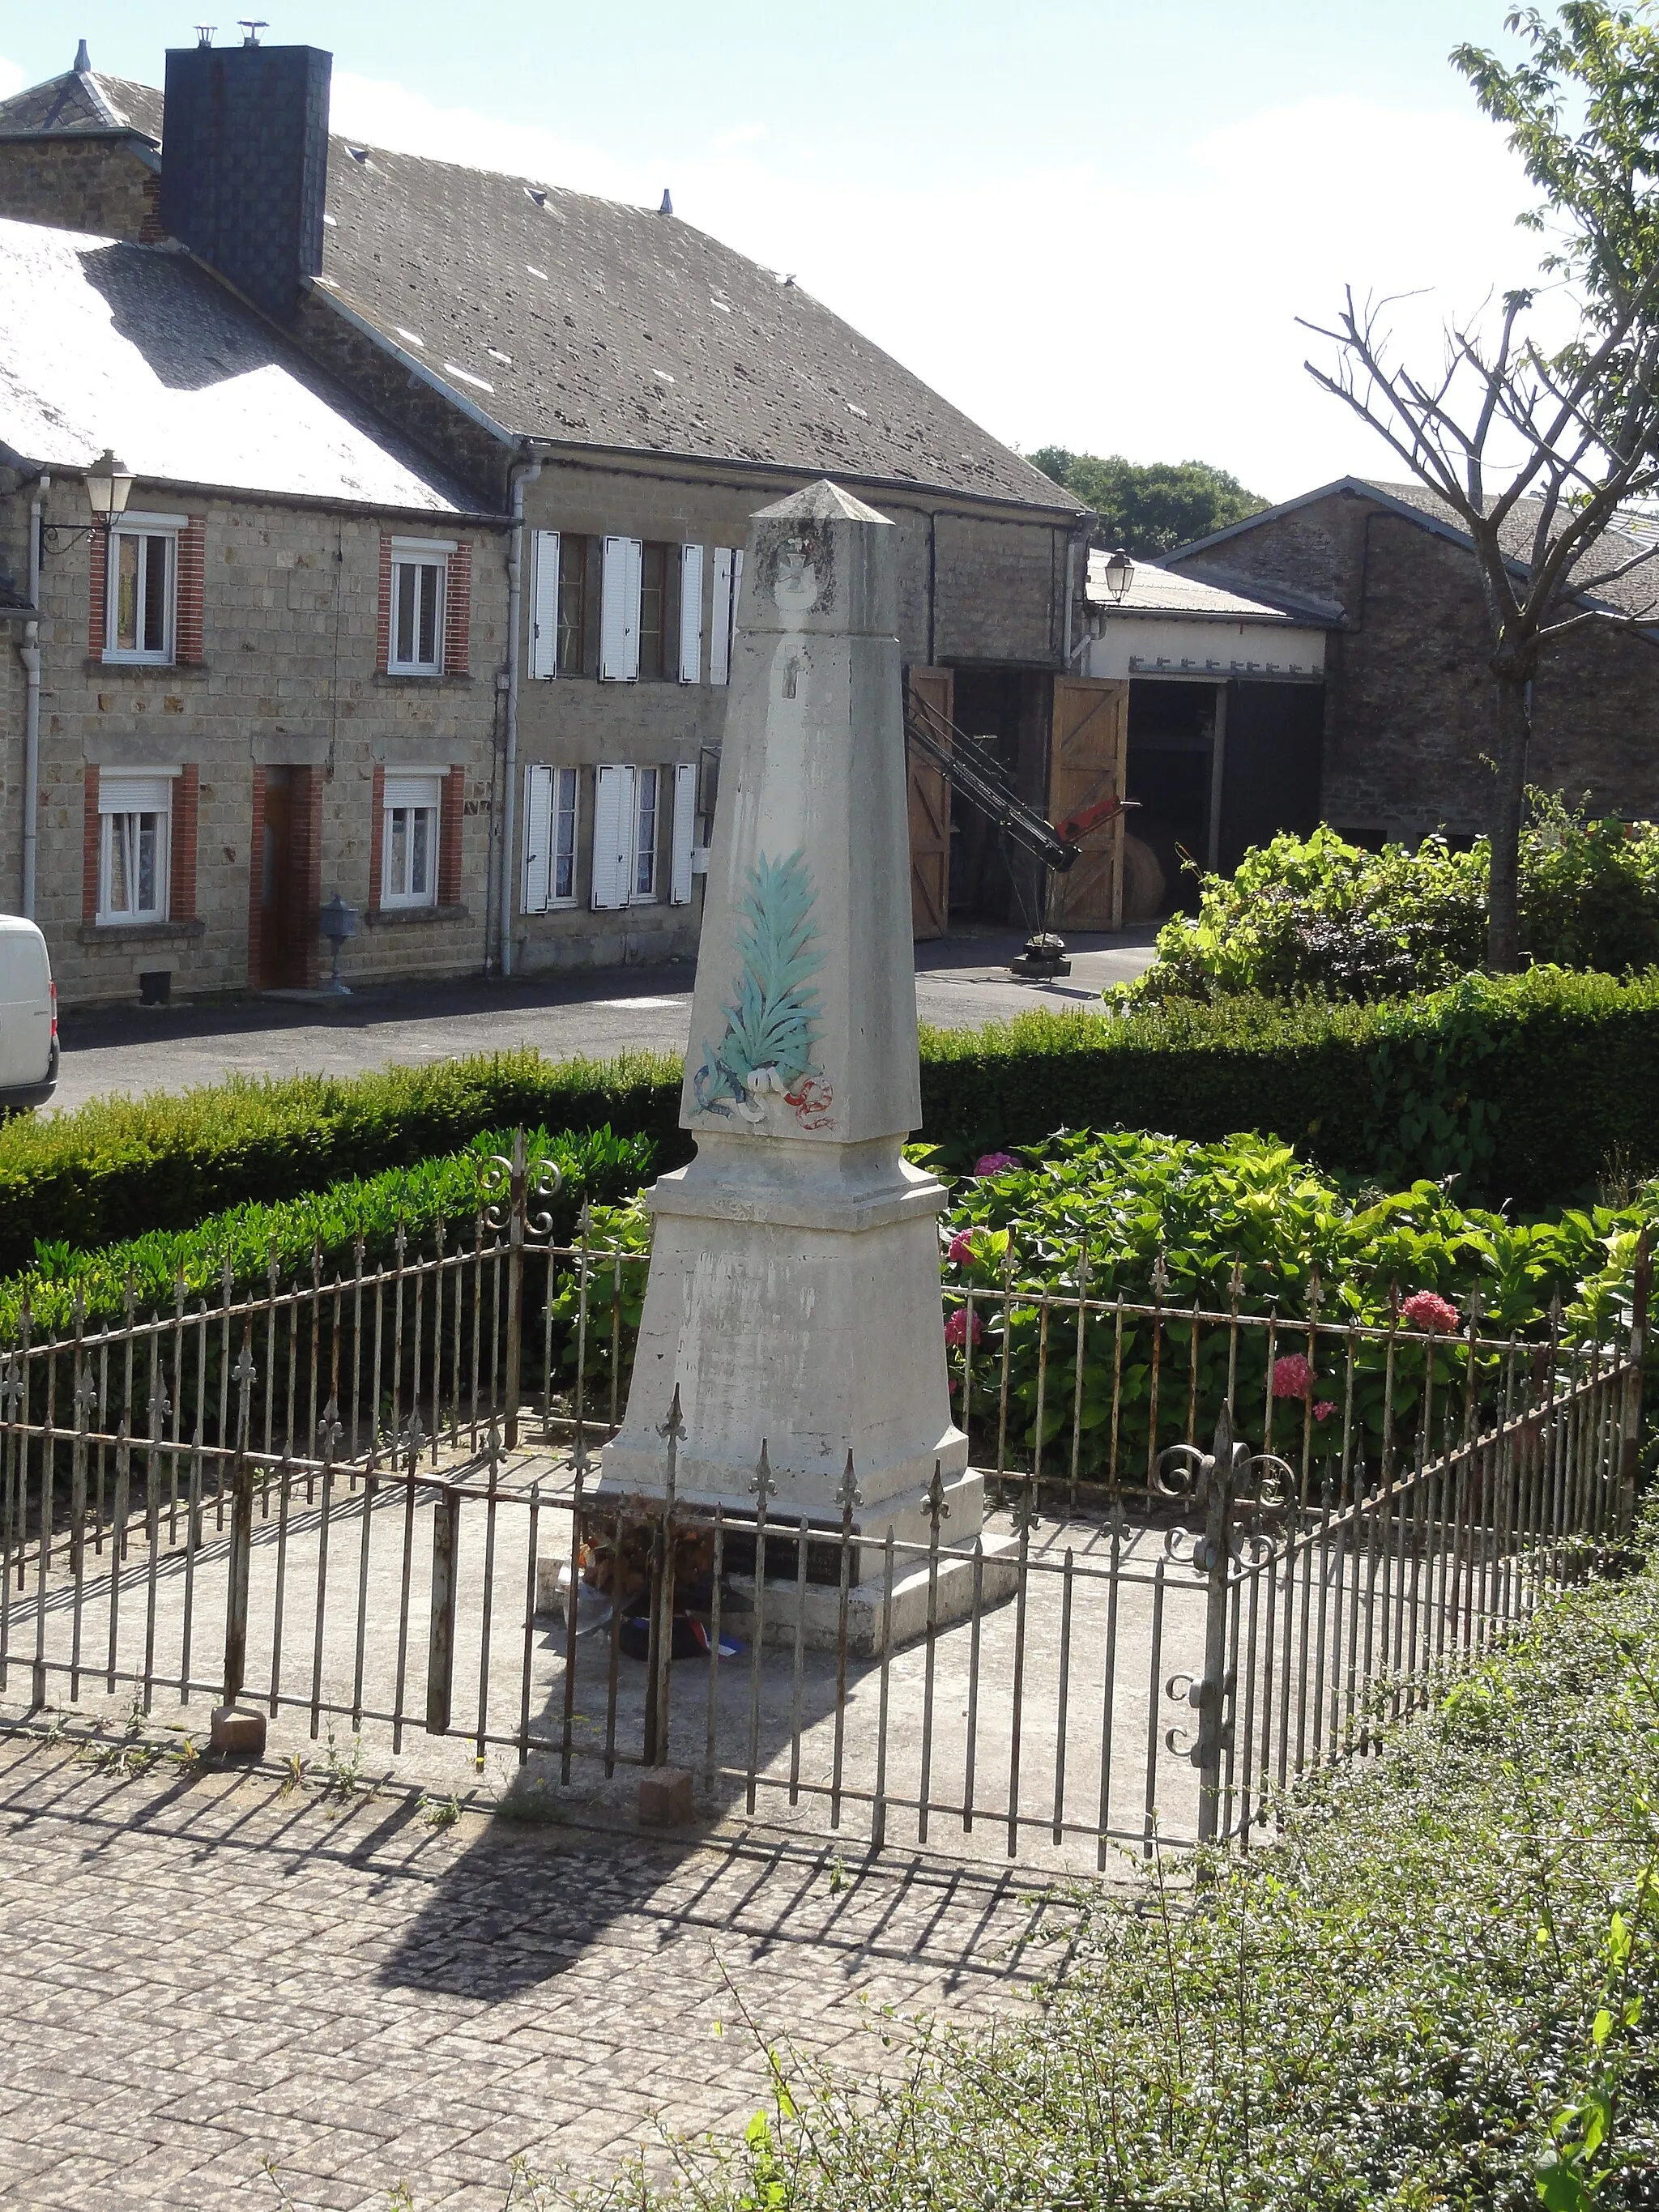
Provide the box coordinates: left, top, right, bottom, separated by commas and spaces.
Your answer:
750, 1438, 776, 1512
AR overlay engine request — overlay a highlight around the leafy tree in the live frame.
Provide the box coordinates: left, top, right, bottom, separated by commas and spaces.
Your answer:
1025, 450, 1267, 554
1303, 3, 1659, 972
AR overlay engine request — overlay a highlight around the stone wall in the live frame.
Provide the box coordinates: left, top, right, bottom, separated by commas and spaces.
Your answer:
0, 133, 163, 243
2, 479, 505, 1008
1175, 488, 1659, 840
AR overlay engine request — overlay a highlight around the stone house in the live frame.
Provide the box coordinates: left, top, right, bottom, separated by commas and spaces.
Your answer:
0, 39, 1099, 983
1161, 475, 1659, 849
0, 211, 506, 1008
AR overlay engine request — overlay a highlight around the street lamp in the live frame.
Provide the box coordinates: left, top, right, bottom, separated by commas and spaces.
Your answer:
318, 893, 359, 995
41, 450, 134, 555
1102, 547, 1135, 602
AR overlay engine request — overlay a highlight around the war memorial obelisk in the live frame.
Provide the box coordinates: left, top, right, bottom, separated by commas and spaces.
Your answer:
599, 480, 999, 1645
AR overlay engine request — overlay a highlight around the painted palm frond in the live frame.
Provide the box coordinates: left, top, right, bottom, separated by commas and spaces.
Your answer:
693, 849, 826, 1119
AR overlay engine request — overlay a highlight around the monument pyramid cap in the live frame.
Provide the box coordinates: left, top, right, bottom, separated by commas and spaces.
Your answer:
740, 477, 896, 640
753, 479, 893, 526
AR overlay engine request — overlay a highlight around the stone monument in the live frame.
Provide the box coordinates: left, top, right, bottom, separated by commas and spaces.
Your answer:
598, 480, 1004, 1647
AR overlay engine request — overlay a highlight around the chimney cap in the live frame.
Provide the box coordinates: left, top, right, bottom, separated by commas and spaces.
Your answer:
74, 38, 92, 72
195, 24, 216, 46
237, 18, 267, 42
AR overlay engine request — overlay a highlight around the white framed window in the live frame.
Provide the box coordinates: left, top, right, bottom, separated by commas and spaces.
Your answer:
522, 763, 580, 912
98, 769, 174, 924
389, 537, 454, 674
599, 535, 642, 682
633, 766, 660, 901
104, 515, 182, 664
382, 770, 441, 907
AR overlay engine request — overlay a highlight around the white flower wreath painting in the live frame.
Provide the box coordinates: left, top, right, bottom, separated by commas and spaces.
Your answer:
693, 850, 834, 1129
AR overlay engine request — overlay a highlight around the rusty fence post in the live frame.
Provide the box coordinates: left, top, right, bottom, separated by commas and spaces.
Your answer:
503, 1130, 528, 1451
1619, 1225, 1652, 1539
427, 1475, 463, 1734
222, 1335, 258, 1708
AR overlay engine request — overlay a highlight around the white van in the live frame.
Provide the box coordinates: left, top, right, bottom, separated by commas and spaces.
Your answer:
0, 916, 58, 1112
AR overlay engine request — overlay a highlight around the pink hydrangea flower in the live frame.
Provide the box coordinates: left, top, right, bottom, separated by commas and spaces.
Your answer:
944, 1307, 983, 1349
947, 1230, 977, 1266
1401, 1289, 1460, 1334
1313, 1400, 1337, 1424
973, 1152, 1017, 1177
1271, 1353, 1314, 1400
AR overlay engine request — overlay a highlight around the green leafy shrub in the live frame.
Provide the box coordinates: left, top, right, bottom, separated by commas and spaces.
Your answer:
0, 1047, 683, 1276
936, 1126, 1649, 1479
0, 1123, 655, 1339
574, 1551, 1659, 2210
1135, 798, 1659, 1004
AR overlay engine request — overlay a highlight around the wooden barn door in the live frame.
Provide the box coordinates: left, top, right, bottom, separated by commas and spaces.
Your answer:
906, 666, 953, 940
1047, 676, 1128, 930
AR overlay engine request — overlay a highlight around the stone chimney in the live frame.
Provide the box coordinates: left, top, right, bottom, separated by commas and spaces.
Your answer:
158, 40, 331, 322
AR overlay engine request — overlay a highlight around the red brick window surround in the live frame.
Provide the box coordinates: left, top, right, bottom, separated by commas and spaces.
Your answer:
375, 539, 393, 674
369, 763, 386, 912
438, 768, 464, 906
176, 518, 206, 665
82, 766, 100, 921
85, 764, 194, 924
89, 512, 203, 664
172, 765, 200, 918
444, 543, 471, 676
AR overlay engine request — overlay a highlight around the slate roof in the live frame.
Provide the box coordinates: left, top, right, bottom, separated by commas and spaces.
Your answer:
0, 62, 1081, 514
1087, 551, 1302, 623
0, 68, 162, 140
0, 215, 476, 514
1167, 474, 1659, 624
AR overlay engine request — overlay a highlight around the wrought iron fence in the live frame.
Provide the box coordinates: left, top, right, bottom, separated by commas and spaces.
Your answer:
0, 1134, 1645, 1872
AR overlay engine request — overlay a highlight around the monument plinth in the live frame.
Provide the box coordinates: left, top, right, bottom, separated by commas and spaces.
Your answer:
599, 482, 1003, 1643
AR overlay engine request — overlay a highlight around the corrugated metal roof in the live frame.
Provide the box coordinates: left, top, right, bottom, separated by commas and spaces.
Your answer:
0, 215, 474, 513
0, 65, 1083, 513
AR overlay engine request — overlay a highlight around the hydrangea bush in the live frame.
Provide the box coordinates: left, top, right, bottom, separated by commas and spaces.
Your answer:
934, 1127, 1651, 1481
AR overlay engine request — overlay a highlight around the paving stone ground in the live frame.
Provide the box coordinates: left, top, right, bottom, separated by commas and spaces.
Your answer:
0, 1724, 1082, 2210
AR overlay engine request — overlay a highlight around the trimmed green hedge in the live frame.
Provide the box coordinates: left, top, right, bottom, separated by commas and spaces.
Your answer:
920, 966, 1659, 1207
3, 1124, 655, 1339
0, 1050, 683, 1277
6, 965, 1658, 1267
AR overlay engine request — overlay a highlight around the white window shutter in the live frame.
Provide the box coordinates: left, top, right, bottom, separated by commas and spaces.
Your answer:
600, 535, 642, 682
731, 548, 744, 641
670, 761, 697, 905
678, 543, 705, 683
591, 763, 635, 909
710, 548, 734, 686
530, 531, 560, 680
522, 763, 552, 913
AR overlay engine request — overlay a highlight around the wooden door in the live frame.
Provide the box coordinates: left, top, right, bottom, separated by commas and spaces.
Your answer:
906, 666, 953, 940
257, 769, 309, 989
1047, 676, 1128, 930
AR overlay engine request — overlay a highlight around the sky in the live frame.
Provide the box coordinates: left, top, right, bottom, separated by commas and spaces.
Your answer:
0, 2, 1569, 501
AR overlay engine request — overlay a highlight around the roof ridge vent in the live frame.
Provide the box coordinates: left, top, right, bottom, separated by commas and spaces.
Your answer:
659, 188, 673, 215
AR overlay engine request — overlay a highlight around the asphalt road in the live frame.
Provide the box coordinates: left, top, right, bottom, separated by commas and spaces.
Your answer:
49, 927, 1160, 1113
